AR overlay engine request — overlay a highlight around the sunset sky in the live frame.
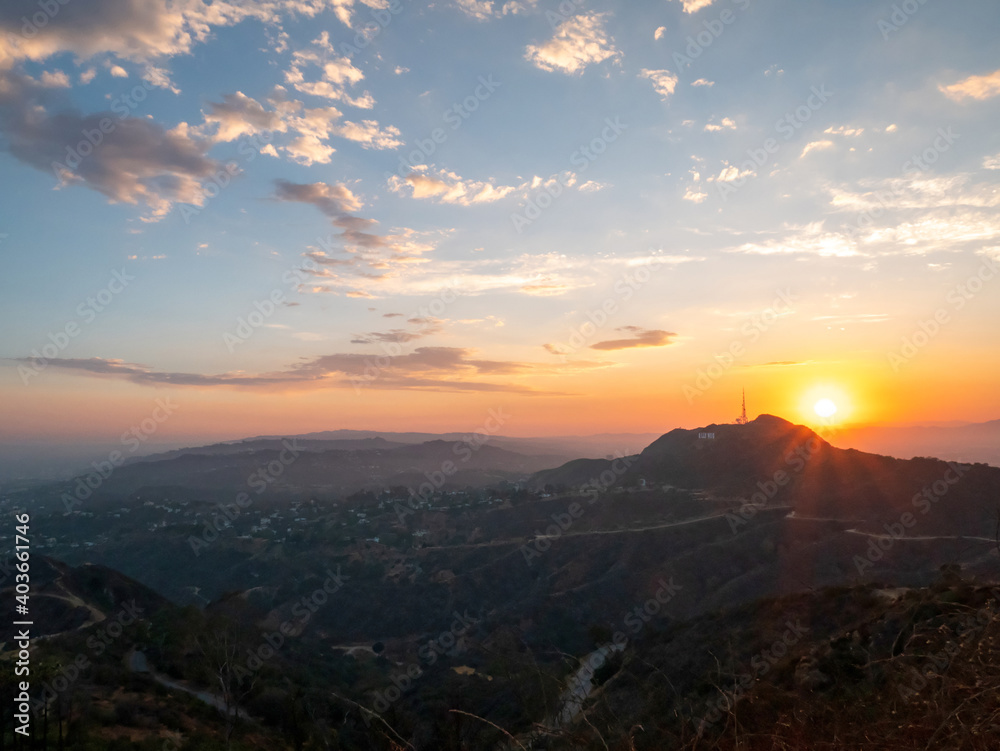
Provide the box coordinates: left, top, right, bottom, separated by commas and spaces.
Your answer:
1, 0, 999, 450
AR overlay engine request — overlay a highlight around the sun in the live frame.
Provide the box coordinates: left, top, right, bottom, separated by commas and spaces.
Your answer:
814, 398, 838, 418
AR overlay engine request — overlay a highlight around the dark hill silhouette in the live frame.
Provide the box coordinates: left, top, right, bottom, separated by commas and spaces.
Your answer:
0, 556, 171, 643
533, 414, 1000, 538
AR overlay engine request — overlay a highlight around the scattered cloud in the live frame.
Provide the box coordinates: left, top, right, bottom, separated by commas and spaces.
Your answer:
671, 0, 715, 12
590, 327, 676, 351
351, 316, 444, 344
274, 180, 363, 215
654, 26, 667, 41
639, 69, 679, 100
525, 12, 621, 75
939, 69, 1000, 101
455, 0, 497, 20
389, 167, 584, 206
39, 70, 71, 88
284, 32, 375, 108
824, 125, 864, 137
800, 140, 835, 158
691, 78, 714, 87
704, 117, 737, 132
683, 187, 708, 203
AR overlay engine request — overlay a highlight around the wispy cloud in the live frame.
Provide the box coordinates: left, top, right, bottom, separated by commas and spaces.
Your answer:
8, 350, 576, 395
389, 167, 583, 206
590, 327, 676, 351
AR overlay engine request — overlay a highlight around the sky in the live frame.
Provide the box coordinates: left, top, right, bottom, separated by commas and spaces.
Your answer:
1, 0, 999, 451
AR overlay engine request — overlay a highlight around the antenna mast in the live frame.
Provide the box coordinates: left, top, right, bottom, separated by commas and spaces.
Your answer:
735, 388, 748, 425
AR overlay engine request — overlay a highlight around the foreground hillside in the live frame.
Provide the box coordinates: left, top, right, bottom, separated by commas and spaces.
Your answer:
8, 560, 999, 750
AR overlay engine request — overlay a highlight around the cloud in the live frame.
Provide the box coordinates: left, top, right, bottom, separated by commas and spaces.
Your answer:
274, 180, 363, 215
525, 12, 621, 74
331, 118, 402, 149
10, 350, 568, 394
726, 221, 860, 258
691, 78, 714, 87
824, 125, 864, 137
454, 0, 539, 20
671, 0, 716, 13
639, 69, 678, 100
200, 90, 398, 164
297, 248, 700, 300
654, 26, 666, 40
324, 0, 395, 28
590, 327, 676, 351
202, 91, 285, 142
284, 32, 375, 108
683, 187, 708, 203
704, 117, 737, 132
275, 180, 443, 287
800, 140, 835, 158
984, 153, 1000, 170
0, 71, 220, 221
713, 163, 755, 182
940, 69, 1000, 101
389, 167, 584, 206
455, 0, 496, 20
351, 316, 444, 344
39, 70, 71, 88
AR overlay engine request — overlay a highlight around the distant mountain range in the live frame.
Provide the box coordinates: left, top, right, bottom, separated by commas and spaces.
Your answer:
831, 419, 1000, 467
